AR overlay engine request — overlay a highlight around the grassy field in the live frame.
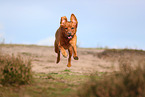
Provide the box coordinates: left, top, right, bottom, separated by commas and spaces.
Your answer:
0, 69, 101, 97
0, 44, 145, 97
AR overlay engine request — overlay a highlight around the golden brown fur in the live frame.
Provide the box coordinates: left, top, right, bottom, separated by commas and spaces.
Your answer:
54, 14, 78, 67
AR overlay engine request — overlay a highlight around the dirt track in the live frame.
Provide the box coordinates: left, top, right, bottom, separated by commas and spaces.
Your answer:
0, 45, 120, 74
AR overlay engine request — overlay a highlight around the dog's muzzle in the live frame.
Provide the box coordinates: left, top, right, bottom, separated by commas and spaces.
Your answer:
65, 32, 74, 39
67, 35, 73, 39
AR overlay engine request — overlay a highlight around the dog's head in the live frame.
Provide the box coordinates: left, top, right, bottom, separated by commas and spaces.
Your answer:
60, 14, 78, 40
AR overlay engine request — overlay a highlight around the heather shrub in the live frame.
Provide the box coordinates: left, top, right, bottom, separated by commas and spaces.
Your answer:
0, 54, 32, 86
77, 63, 145, 97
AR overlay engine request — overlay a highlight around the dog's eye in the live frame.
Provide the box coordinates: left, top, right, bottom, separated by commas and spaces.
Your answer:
65, 28, 68, 30
71, 27, 74, 29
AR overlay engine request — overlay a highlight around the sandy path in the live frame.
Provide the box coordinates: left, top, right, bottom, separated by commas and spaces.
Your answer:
0, 45, 115, 74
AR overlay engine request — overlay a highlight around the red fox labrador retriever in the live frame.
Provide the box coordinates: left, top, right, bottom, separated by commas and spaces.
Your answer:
54, 14, 79, 67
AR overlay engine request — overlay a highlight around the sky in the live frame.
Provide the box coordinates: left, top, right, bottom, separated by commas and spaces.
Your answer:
0, 0, 145, 49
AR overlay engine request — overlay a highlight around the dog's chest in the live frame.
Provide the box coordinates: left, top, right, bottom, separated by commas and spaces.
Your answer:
61, 41, 71, 49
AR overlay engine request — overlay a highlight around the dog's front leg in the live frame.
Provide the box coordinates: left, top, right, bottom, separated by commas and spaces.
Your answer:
58, 43, 67, 58
69, 36, 79, 60
71, 44, 79, 60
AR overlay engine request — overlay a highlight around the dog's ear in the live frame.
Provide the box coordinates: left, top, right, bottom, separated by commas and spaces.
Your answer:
70, 14, 78, 27
60, 16, 67, 26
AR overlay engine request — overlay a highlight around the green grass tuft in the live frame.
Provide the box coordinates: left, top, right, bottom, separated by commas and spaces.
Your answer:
63, 69, 71, 72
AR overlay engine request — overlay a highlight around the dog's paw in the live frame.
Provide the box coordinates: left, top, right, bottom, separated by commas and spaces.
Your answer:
62, 51, 67, 58
67, 64, 71, 67
56, 60, 60, 64
74, 56, 79, 60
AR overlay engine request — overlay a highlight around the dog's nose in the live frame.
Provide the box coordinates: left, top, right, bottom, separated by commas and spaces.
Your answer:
68, 32, 71, 35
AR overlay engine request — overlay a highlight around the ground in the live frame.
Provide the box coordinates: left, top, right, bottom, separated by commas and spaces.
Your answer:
0, 44, 145, 97
0, 44, 115, 74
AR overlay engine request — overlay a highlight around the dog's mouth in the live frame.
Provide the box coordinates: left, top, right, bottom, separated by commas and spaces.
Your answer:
65, 33, 74, 40
67, 35, 73, 39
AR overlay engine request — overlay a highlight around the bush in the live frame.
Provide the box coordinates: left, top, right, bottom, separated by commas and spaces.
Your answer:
77, 65, 145, 97
0, 54, 32, 86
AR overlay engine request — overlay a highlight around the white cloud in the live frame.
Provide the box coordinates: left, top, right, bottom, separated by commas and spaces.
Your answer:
37, 36, 55, 46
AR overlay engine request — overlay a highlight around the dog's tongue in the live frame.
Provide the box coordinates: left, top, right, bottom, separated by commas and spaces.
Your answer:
68, 36, 72, 39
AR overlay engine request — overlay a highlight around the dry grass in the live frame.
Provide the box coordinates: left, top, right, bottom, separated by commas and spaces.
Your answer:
77, 49, 145, 97
0, 53, 32, 86
97, 49, 145, 61
77, 66, 145, 97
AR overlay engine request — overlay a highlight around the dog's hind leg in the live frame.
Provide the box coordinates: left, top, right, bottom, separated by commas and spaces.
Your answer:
55, 41, 60, 63
56, 51, 60, 63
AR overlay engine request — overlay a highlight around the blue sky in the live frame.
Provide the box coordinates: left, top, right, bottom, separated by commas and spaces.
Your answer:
0, 0, 145, 49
